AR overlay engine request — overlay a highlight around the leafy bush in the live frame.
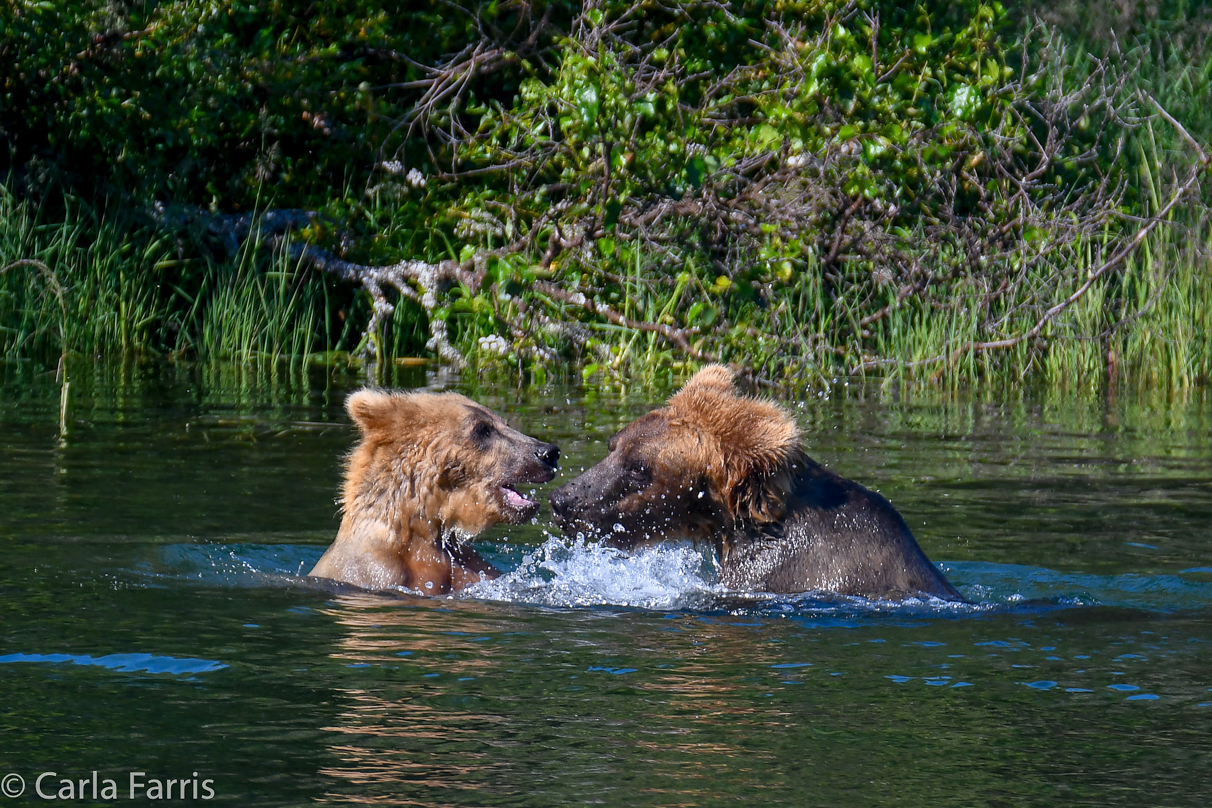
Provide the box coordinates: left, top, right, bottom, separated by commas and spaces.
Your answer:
2, 1, 1206, 387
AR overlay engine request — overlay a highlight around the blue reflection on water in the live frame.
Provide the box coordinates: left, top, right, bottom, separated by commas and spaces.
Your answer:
0, 652, 227, 675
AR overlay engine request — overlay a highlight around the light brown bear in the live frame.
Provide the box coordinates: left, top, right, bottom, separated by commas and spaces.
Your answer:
309, 389, 559, 593
549, 366, 962, 601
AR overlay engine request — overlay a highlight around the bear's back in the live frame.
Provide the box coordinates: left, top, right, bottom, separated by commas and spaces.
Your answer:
719, 459, 963, 601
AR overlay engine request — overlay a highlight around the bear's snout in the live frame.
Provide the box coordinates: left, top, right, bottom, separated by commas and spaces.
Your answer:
534, 442, 560, 471
520, 440, 559, 484
548, 483, 573, 520
548, 476, 598, 527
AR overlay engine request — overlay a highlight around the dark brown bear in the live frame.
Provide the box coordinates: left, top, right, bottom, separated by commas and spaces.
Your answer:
309, 389, 559, 594
549, 366, 961, 601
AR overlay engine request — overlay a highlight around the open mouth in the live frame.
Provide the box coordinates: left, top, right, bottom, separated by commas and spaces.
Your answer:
497, 454, 557, 520
498, 484, 540, 519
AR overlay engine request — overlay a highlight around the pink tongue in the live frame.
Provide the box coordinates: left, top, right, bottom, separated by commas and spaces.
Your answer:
502, 487, 533, 508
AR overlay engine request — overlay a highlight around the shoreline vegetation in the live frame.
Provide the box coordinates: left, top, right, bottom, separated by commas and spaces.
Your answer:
3, 1, 1211, 394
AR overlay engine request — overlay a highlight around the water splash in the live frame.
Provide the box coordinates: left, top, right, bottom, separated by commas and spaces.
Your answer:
466, 536, 724, 610
136, 540, 1212, 617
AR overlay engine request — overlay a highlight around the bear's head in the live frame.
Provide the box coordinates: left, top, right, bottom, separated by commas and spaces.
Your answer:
549, 365, 801, 549
343, 389, 560, 535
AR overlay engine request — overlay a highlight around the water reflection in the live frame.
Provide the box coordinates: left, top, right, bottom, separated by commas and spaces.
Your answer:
306, 590, 1212, 806
314, 596, 809, 806
319, 596, 550, 806
3, 363, 1212, 805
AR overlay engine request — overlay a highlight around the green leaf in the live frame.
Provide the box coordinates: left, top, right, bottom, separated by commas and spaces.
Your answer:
603, 198, 622, 229
687, 155, 707, 189
755, 124, 781, 147
576, 82, 600, 125
948, 85, 981, 120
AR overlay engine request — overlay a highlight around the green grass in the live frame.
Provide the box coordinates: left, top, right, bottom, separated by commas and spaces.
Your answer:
5, 178, 1211, 395
0, 186, 368, 370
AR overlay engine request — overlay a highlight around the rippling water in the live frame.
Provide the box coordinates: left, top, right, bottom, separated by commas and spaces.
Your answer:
2, 363, 1211, 806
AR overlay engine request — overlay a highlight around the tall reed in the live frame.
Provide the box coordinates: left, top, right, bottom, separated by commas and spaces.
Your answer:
0, 188, 358, 370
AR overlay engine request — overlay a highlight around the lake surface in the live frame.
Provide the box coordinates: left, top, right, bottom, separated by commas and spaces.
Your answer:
2, 362, 1211, 806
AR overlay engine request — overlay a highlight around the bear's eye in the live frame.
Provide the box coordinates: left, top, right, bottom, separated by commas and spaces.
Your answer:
470, 421, 495, 446
624, 462, 651, 485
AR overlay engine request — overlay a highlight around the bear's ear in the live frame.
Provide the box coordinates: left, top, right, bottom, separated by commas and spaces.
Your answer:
346, 389, 408, 435
670, 369, 797, 475
712, 396, 799, 484
676, 364, 736, 397
714, 398, 801, 523
669, 372, 800, 523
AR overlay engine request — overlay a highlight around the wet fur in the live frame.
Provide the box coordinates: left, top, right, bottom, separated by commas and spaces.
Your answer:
550, 366, 961, 601
309, 389, 558, 594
